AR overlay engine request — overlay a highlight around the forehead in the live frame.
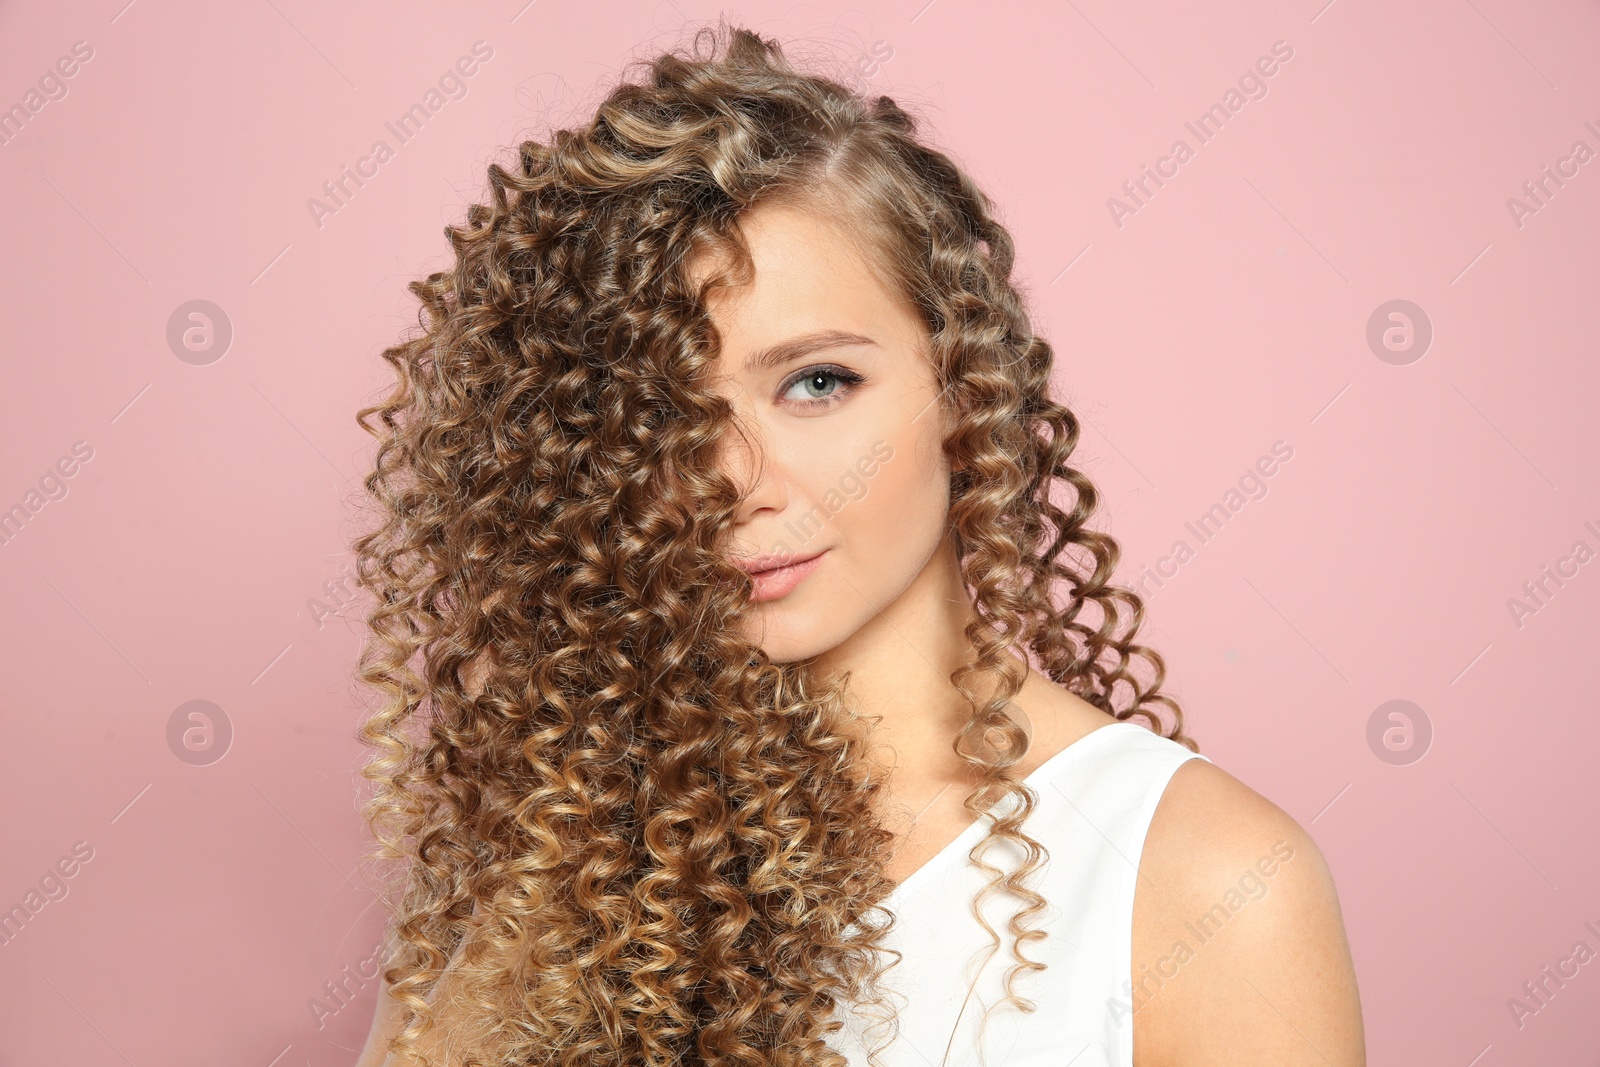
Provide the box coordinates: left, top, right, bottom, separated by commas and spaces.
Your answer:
693, 203, 910, 357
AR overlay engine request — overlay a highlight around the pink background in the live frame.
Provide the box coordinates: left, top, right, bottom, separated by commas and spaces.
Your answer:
2, 1, 1597, 1063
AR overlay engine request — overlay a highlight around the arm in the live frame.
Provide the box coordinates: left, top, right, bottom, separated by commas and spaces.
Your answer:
352, 975, 410, 1067
355, 652, 495, 1067
352, 968, 482, 1067
1132, 759, 1366, 1065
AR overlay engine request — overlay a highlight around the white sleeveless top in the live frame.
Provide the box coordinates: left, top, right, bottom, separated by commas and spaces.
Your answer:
828, 720, 1211, 1067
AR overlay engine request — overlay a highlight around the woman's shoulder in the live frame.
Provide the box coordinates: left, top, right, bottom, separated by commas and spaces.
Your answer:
1131, 754, 1367, 1065
1011, 677, 1201, 787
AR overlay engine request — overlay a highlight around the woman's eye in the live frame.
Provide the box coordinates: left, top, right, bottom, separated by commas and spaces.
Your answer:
779, 365, 865, 408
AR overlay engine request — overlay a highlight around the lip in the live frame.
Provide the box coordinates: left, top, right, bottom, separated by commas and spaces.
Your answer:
739, 549, 829, 603
732, 549, 825, 575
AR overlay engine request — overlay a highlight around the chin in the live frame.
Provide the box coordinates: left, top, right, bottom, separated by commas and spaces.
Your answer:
744, 628, 824, 665
739, 606, 846, 665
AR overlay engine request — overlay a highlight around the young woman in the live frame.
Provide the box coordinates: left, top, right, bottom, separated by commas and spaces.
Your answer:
350, 23, 1364, 1067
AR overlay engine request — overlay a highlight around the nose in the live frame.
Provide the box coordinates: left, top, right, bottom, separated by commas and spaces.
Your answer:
717, 417, 787, 526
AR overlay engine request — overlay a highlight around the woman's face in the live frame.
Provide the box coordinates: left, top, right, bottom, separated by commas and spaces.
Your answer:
696, 202, 956, 663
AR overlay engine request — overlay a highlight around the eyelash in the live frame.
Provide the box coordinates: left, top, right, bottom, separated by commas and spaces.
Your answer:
778, 364, 867, 410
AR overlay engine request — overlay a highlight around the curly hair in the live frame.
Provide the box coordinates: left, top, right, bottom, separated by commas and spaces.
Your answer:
350, 20, 1198, 1067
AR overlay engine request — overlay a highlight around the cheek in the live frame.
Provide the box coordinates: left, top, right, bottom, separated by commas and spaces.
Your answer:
826, 414, 949, 552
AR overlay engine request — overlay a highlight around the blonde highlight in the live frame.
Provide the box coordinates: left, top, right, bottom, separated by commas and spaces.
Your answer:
350, 20, 1197, 1067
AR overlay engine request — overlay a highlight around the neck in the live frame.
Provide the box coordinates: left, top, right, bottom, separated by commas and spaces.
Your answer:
809, 527, 1025, 794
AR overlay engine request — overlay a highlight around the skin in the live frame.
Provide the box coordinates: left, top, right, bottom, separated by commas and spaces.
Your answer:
356, 201, 1366, 1065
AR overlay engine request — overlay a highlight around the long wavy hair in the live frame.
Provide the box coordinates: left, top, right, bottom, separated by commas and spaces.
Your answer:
350, 20, 1198, 1067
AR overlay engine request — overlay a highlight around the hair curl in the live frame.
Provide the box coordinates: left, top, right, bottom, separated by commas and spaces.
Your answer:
351, 20, 1198, 1067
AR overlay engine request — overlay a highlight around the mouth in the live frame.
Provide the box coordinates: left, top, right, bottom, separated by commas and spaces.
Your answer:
733, 549, 825, 575
735, 549, 829, 603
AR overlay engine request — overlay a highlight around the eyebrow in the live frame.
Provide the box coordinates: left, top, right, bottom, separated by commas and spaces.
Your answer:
743, 329, 881, 373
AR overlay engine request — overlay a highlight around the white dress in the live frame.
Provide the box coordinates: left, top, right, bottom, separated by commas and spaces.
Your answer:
828, 720, 1211, 1067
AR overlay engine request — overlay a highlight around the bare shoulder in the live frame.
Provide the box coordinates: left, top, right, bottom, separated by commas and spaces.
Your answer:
1012, 671, 1124, 773
354, 972, 469, 1067
1130, 756, 1366, 1066
353, 938, 494, 1067
353, 974, 414, 1067
355, 654, 494, 1067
